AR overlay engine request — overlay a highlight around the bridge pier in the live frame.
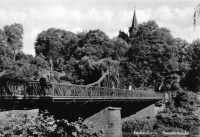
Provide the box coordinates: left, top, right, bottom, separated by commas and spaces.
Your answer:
85, 107, 122, 137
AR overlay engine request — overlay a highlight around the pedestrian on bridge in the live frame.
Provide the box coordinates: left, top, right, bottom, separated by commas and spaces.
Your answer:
112, 81, 116, 97
39, 75, 47, 96
129, 85, 133, 90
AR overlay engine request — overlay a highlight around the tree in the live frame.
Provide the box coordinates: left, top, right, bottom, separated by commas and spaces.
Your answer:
123, 90, 200, 136
183, 39, 200, 92
156, 90, 200, 135
0, 28, 14, 76
0, 27, 37, 79
15, 52, 34, 63
110, 37, 130, 61
118, 30, 129, 42
63, 29, 115, 85
70, 57, 119, 85
35, 28, 78, 72
31, 54, 49, 70
0, 29, 8, 48
123, 20, 184, 91
74, 29, 112, 60
35, 28, 78, 58
194, 4, 200, 30
4, 23, 23, 61
60, 31, 78, 61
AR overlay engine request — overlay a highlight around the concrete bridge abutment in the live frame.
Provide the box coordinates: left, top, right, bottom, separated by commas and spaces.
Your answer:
85, 107, 123, 137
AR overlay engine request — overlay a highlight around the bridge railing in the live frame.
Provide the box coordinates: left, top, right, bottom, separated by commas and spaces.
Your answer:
0, 78, 163, 99
0, 79, 53, 96
52, 83, 163, 99
26, 81, 53, 96
0, 79, 27, 95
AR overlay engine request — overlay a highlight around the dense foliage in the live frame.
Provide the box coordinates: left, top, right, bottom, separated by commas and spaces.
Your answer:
32, 21, 195, 91
122, 90, 200, 136
0, 21, 199, 92
156, 90, 200, 134
0, 111, 101, 137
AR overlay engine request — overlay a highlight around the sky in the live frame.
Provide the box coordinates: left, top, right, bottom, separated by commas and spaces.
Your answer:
0, 0, 200, 56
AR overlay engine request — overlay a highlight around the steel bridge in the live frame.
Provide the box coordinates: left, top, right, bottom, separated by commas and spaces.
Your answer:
0, 74, 165, 121
0, 77, 163, 104
0, 64, 167, 122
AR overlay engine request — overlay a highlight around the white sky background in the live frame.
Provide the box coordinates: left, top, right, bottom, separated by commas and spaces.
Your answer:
0, 0, 200, 56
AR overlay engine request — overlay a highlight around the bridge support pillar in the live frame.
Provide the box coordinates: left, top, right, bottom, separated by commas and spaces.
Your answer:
105, 107, 122, 137
85, 107, 122, 137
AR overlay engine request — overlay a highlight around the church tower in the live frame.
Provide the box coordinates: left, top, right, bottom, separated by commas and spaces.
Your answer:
129, 7, 138, 37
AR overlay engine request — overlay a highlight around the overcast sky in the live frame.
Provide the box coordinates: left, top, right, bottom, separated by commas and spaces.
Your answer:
0, 0, 200, 55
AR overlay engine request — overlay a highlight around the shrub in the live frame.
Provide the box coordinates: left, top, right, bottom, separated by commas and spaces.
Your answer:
0, 110, 101, 137
0, 111, 56, 137
156, 90, 200, 135
122, 90, 200, 136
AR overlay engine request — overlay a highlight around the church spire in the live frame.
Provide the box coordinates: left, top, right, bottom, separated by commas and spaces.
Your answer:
132, 6, 138, 29
129, 6, 138, 37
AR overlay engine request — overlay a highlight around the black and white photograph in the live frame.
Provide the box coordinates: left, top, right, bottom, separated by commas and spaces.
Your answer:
0, 0, 200, 136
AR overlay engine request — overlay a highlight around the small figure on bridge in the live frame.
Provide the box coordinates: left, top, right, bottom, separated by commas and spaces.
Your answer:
39, 75, 47, 96
112, 81, 115, 96
128, 85, 132, 90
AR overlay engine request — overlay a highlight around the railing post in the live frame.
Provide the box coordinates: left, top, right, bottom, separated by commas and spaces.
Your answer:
96, 86, 98, 97
52, 84, 54, 102
0, 78, 2, 95
104, 87, 105, 97
90, 87, 91, 101
73, 85, 75, 102
124, 89, 127, 97
52, 84, 54, 97
113, 89, 115, 100
84, 86, 86, 97
24, 82, 26, 96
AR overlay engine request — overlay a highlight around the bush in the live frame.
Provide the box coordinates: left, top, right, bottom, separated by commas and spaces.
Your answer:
122, 90, 200, 136
0, 111, 56, 137
156, 90, 200, 135
0, 110, 102, 137
122, 117, 156, 133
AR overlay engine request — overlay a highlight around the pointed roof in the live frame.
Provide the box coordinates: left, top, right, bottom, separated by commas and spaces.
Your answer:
131, 7, 138, 29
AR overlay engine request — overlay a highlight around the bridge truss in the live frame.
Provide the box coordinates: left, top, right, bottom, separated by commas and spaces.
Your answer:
0, 77, 164, 103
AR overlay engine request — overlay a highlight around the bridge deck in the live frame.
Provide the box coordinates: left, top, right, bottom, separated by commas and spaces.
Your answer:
0, 95, 162, 102
0, 78, 164, 103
